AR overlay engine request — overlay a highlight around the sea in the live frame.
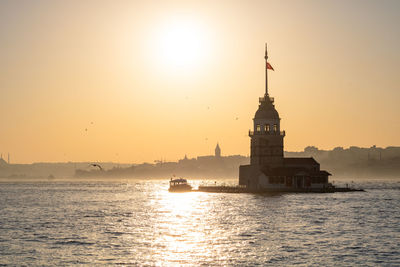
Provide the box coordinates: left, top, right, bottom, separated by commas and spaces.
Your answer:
0, 178, 399, 266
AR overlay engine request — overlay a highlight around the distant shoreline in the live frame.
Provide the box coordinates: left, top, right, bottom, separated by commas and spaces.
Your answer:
1, 146, 399, 180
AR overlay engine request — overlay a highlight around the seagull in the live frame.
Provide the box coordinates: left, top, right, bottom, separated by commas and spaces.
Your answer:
90, 163, 103, 170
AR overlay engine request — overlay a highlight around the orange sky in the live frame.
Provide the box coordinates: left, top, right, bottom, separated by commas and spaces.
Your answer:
1, 0, 399, 163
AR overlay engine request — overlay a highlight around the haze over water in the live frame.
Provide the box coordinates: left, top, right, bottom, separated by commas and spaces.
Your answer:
1, 178, 399, 266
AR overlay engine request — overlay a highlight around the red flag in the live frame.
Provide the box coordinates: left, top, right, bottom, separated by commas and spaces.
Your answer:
266, 62, 274, 71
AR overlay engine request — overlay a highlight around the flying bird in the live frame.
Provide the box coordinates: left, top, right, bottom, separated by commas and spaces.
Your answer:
90, 163, 103, 170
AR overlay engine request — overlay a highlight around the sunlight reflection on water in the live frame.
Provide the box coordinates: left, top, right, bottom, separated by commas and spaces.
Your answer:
0, 179, 399, 266
152, 191, 213, 265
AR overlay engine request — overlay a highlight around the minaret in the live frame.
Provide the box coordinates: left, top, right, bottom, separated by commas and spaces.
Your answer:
215, 143, 221, 157
249, 44, 285, 167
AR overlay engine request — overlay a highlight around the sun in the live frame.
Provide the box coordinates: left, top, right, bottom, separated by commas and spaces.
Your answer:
150, 16, 211, 72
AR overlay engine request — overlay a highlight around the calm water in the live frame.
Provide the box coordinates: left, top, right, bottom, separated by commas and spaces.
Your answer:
0, 178, 399, 266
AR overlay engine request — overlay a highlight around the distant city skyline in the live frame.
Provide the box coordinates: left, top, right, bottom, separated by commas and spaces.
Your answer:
1, 0, 399, 163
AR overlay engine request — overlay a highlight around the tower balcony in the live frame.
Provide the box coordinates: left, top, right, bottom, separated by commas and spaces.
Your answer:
249, 130, 285, 137
259, 96, 274, 103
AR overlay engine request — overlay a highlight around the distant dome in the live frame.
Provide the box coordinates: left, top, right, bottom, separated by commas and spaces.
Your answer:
254, 100, 280, 119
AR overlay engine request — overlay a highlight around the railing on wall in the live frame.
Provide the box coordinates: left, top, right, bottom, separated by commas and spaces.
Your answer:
249, 130, 285, 136
259, 96, 274, 103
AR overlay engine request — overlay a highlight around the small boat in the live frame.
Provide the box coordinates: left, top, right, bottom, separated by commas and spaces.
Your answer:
168, 178, 192, 192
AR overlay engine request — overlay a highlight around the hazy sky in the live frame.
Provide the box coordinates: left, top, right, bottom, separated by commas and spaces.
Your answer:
1, 0, 399, 163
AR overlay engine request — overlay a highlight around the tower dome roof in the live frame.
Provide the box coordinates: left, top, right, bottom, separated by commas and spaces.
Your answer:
254, 97, 280, 120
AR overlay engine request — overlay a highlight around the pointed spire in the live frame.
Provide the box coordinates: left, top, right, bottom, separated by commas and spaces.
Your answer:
215, 143, 221, 157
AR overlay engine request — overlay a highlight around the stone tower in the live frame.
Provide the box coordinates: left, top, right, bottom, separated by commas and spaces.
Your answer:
240, 44, 331, 191
249, 44, 285, 168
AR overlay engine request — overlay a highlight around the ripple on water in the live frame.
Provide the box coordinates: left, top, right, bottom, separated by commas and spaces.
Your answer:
0, 180, 399, 266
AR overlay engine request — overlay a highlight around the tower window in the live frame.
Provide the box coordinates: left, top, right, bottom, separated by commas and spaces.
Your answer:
256, 124, 261, 132
273, 124, 277, 132
265, 124, 270, 132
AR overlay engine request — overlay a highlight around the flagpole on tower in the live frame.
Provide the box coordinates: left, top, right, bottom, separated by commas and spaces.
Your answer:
265, 43, 268, 96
